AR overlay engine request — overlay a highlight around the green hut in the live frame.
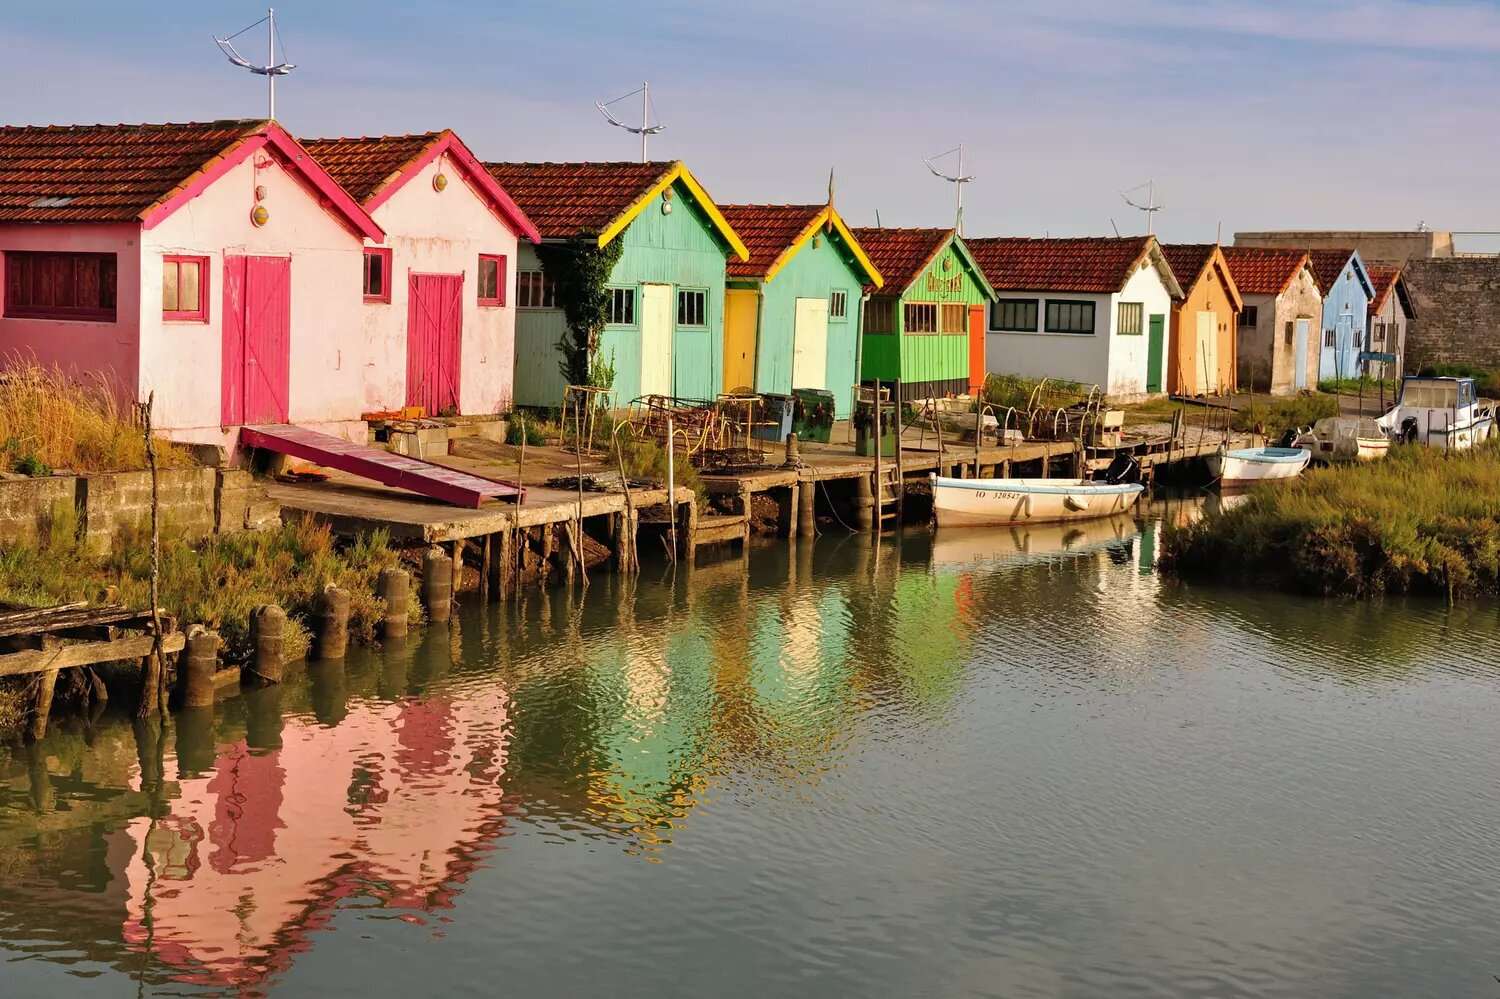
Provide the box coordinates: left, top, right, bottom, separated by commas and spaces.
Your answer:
484, 161, 749, 408
849, 227, 995, 399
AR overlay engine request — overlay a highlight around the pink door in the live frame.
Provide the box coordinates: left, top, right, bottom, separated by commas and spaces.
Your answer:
406, 272, 463, 416
221, 255, 291, 426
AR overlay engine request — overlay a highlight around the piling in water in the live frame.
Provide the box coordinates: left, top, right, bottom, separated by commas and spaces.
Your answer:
422, 547, 454, 623
379, 567, 410, 639
247, 604, 286, 686
180, 625, 220, 709
314, 584, 351, 660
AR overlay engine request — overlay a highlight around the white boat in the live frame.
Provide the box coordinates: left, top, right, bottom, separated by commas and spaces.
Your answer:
1207, 446, 1311, 490
1376, 375, 1495, 450
930, 475, 1145, 527
1294, 417, 1390, 463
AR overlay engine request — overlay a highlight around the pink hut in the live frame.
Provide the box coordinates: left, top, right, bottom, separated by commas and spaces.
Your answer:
0, 119, 383, 448
302, 131, 540, 416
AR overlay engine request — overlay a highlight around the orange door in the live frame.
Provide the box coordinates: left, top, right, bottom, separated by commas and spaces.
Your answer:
967, 304, 986, 396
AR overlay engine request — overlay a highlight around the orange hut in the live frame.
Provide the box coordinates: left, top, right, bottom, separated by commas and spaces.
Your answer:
1160, 243, 1242, 395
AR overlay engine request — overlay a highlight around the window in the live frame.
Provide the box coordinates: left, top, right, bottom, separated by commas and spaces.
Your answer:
2, 251, 117, 322
990, 298, 1038, 332
1045, 299, 1095, 334
863, 298, 896, 333
1284, 321, 1294, 346
1374, 322, 1387, 345
1239, 305, 1258, 328
1117, 302, 1144, 336
363, 248, 392, 303
940, 303, 967, 333
516, 269, 557, 309
606, 287, 635, 326
162, 255, 209, 322
829, 289, 848, 321
904, 302, 937, 333
1324, 329, 1336, 347
478, 253, 506, 306
677, 288, 706, 327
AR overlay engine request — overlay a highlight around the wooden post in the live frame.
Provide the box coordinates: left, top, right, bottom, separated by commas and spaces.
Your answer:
314, 584, 350, 660
451, 540, 464, 592
247, 604, 286, 686
854, 472, 874, 531
422, 547, 454, 623
775, 485, 794, 539
679, 498, 698, 559
180, 626, 220, 709
490, 530, 509, 598
539, 524, 554, 581
28, 667, 59, 742
137, 390, 166, 718
894, 378, 904, 523
798, 475, 816, 538
873, 380, 883, 533
379, 567, 410, 640
480, 533, 492, 602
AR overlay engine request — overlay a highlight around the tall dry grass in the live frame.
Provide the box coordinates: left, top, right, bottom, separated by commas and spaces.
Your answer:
1162, 442, 1500, 598
0, 359, 192, 473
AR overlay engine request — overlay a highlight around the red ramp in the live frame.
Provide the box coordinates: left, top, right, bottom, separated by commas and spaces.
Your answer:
241, 424, 522, 509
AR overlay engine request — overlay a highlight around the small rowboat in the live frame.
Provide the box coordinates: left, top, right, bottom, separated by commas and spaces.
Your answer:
1207, 446, 1311, 491
930, 475, 1145, 527
1294, 416, 1389, 464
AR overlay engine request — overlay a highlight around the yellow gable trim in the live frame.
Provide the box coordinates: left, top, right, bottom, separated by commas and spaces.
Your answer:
595, 161, 750, 261
762, 207, 884, 288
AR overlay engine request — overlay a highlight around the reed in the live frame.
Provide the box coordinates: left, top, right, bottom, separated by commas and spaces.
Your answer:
1232, 394, 1338, 436
1162, 443, 1500, 598
0, 360, 193, 474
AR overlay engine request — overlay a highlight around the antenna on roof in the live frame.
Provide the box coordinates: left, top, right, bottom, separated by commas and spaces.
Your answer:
214, 8, 296, 120
924, 143, 974, 235
596, 82, 665, 163
1121, 180, 1163, 235
1110, 218, 1121, 238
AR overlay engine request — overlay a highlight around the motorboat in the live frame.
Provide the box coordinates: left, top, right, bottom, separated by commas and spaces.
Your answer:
1207, 446, 1311, 490
1376, 375, 1495, 450
1293, 416, 1390, 463
930, 475, 1145, 527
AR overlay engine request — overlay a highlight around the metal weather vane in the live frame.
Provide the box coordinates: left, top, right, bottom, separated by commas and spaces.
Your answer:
596, 83, 665, 163
924, 144, 974, 235
214, 8, 297, 120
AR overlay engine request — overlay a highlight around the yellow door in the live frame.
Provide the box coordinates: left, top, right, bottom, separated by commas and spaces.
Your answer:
1195, 311, 1218, 394
724, 289, 758, 394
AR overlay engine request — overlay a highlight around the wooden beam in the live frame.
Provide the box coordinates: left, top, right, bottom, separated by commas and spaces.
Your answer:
0, 632, 186, 679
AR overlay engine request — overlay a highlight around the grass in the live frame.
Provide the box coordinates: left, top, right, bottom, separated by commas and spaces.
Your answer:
980, 373, 1089, 413
1317, 376, 1398, 396
0, 513, 412, 663
1232, 394, 1339, 435
1161, 442, 1500, 598
0, 360, 195, 475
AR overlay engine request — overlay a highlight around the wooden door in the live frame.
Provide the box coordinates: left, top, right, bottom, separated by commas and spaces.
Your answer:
967, 304, 986, 395
406, 272, 464, 416
1146, 314, 1165, 393
221, 254, 291, 426
792, 297, 828, 390
639, 284, 673, 397
723, 289, 758, 393
1195, 311, 1218, 394
1294, 319, 1310, 390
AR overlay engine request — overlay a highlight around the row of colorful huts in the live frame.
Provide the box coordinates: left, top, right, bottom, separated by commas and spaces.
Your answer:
0, 119, 1413, 446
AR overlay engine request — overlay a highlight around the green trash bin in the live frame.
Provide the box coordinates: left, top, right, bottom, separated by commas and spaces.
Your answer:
791, 389, 835, 444
853, 398, 897, 457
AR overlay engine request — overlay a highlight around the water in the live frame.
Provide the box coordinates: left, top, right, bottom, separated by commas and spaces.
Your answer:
4, 509, 1500, 998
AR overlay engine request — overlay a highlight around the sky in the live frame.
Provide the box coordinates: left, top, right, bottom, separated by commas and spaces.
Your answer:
4, 0, 1499, 244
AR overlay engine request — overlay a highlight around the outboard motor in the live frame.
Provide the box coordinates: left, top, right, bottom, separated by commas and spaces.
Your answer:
1277, 427, 1300, 448
1400, 416, 1420, 445
1104, 454, 1141, 484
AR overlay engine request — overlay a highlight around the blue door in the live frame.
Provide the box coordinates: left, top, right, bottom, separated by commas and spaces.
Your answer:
1294, 319, 1309, 390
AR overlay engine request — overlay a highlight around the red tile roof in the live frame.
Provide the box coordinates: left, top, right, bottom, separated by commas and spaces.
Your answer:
0, 119, 271, 223
1159, 243, 1218, 290
849, 227, 952, 293
1221, 247, 1310, 296
481, 161, 676, 239
965, 236, 1154, 293
1306, 248, 1355, 294
1366, 263, 1403, 313
720, 204, 823, 278
301, 132, 442, 203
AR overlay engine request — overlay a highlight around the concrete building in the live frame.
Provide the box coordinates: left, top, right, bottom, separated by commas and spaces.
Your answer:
1235, 230, 1455, 263
0, 120, 384, 447
1221, 248, 1323, 394
303, 130, 540, 417
967, 236, 1181, 400
1365, 264, 1413, 379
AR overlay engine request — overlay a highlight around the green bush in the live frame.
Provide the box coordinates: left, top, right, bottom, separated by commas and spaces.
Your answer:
1233, 394, 1339, 435
1162, 442, 1500, 598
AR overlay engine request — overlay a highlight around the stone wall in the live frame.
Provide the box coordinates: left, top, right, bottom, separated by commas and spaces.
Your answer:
1403, 258, 1500, 371
1234, 230, 1453, 263
0, 467, 279, 554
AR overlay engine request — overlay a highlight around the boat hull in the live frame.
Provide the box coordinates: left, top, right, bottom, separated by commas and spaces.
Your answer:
931, 476, 1145, 527
1208, 447, 1311, 490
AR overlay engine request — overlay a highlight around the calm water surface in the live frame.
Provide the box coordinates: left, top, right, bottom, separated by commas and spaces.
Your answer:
3, 506, 1500, 998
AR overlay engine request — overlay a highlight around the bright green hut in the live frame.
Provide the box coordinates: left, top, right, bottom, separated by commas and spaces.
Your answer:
849, 227, 995, 399
717, 200, 884, 418
485, 161, 749, 408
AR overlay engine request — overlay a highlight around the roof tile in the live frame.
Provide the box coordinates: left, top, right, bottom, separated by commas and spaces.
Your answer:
1366, 262, 1403, 313
301, 133, 443, 204
0, 120, 270, 223
965, 236, 1153, 293
481, 161, 675, 239
1306, 248, 1355, 294
848, 227, 952, 293
1221, 247, 1311, 296
719, 204, 823, 278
